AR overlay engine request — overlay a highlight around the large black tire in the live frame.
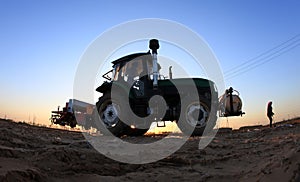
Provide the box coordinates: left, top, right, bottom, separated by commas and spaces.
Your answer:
177, 95, 217, 136
96, 93, 128, 137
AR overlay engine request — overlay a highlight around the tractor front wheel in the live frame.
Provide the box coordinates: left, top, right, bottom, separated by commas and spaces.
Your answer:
96, 94, 128, 137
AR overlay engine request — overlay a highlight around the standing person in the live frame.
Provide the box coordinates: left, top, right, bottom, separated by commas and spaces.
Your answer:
267, 101, 275, 127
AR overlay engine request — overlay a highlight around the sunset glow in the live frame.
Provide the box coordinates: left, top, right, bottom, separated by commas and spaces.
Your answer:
1, 1, 299, 130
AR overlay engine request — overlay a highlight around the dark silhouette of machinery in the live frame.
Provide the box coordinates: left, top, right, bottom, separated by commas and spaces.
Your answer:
51, 39, 244, 136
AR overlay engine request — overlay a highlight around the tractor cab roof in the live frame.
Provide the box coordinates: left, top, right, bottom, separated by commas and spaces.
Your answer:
111, 52, 151, 66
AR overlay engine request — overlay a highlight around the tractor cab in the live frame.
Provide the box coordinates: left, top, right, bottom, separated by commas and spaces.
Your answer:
112, 53, 152, 82
102, 53, 152, 82
102, 52, 164, 84
99, 51, 164, 99
100, 39, 162, 91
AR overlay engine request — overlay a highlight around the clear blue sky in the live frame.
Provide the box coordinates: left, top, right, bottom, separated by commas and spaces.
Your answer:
1, 0, 299, 128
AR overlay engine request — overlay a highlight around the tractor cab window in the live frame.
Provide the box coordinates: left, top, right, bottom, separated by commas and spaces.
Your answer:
123, 59, 144, 83
112, 64, 121, 81
112, 56, 163, 83
112, 59, 146, 83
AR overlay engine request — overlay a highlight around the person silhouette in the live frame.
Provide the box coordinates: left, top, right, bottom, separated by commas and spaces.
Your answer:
267, 101, 275, 127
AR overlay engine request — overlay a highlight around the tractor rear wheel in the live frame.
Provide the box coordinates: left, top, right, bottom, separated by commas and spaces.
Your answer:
177, 95, 216, 136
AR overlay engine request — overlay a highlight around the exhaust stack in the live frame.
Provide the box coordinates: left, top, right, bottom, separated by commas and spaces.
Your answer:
149, 39, 159, 89
169, 66, 173, 79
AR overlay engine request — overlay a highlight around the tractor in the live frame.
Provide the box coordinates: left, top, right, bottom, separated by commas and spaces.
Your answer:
94, 39, 244, 136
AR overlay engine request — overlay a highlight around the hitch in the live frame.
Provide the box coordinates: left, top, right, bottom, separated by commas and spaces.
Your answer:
156, 121, 166, 127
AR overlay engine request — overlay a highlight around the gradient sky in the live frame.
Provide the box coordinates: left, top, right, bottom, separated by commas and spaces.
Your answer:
1, 0, 300, 128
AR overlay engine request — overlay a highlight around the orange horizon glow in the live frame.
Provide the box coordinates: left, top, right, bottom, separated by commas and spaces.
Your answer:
1, 109, 299, 133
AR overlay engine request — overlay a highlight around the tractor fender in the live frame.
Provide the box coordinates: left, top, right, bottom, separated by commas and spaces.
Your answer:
96, 81, 112, 93
96, 81, 130, 98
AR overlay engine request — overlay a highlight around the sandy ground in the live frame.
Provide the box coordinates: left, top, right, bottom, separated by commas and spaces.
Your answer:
0, 118, 299, 182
